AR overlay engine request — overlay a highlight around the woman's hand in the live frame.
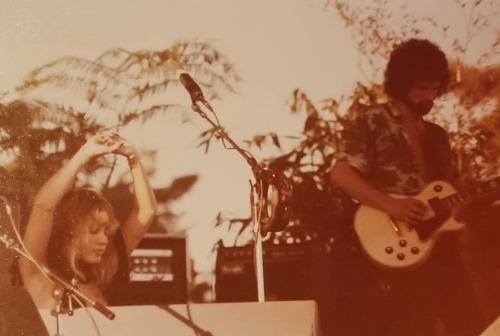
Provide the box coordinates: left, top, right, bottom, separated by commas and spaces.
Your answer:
109, 133, 139, 164
81, 130, 124, 159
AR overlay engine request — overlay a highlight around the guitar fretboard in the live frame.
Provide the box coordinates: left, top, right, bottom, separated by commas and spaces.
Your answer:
441, 177, 500, 211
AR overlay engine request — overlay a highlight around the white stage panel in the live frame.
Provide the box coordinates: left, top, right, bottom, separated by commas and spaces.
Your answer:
39, 300, 321, 336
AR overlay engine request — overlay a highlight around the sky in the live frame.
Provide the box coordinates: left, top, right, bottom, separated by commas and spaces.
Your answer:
0, 0, 498, 278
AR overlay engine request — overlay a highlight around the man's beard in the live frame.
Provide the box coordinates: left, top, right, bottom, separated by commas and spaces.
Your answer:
405, 99, 434, 116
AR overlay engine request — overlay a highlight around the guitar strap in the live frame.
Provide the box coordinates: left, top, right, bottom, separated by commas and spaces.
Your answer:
422, 122, 454, 182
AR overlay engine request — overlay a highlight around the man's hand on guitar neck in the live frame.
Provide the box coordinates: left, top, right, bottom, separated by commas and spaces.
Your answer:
453, 195, 500, 224
452, 177, 500, 223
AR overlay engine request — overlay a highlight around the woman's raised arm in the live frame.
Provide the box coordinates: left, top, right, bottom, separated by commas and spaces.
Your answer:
112, 133, 158, 255
19, 132, 123, 281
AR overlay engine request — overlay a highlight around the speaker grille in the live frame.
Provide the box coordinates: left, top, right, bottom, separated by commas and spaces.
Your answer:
215, 243, 312, 302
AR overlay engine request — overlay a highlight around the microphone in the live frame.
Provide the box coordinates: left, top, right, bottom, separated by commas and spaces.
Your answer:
179, 73, 214, 112
167, 59, 213, 112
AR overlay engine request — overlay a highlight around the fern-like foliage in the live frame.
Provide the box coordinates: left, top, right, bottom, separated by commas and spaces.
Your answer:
0, 100, 103, 200
0, 40, 240, 232
16, 40, 240, 127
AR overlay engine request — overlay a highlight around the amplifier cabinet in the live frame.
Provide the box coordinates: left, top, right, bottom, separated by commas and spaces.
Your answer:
129, 234, 187, 305
214, 243, 312, 302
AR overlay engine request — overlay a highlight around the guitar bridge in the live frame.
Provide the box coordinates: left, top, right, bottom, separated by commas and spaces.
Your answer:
389, 217, 401, 235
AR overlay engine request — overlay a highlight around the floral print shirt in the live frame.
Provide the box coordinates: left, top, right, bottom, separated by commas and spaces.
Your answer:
337, 103, 456, 196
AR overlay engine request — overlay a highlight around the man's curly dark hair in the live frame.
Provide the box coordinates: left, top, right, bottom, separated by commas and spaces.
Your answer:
384, 38, 451, 100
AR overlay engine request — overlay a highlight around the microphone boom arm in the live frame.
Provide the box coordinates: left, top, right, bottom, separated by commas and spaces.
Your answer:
0, 233, 115, 320
189, 101, 292, 235
184, 85, 293, 304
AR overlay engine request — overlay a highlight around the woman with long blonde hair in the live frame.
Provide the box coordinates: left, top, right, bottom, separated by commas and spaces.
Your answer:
19, 130, 157, 309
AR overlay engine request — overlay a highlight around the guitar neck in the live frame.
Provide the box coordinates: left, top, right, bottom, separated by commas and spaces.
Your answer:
441, 177, 500, 211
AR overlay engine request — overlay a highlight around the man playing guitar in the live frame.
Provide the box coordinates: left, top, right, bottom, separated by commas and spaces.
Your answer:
329, 38, 488, 336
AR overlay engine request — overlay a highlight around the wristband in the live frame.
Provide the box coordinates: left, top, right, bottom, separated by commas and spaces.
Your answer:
127, 154, 139, 167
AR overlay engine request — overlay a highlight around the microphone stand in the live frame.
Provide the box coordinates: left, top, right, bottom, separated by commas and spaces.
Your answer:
189, 101, 284, 303
0, 233, 115, 336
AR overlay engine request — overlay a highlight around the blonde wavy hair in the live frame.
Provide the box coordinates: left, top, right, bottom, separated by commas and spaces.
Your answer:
47, 188, 120, 284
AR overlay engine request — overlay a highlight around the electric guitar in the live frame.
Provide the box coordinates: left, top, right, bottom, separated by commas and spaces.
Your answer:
354, 177, 500, 270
